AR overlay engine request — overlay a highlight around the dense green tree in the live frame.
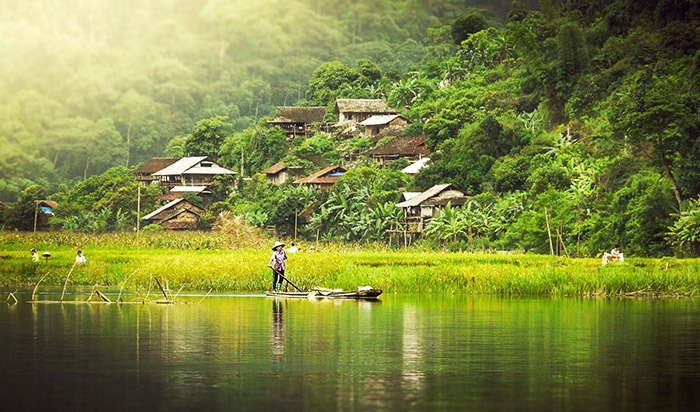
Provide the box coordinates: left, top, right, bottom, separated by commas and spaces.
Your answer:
184, 116, 233, 158
8, 184, 48, 231
607, 68, 694, 210
220, 118, 289, 176
452, 12, 488, 44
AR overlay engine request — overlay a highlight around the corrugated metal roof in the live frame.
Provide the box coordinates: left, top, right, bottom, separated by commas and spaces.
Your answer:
152, 157, 208, 176
401, 157, 431, 174
170, 186, 209, 192
294, 166, 347, 184
358, 114, 404, 126
396, 184, 452, 208
182, 165, 236, 175
401, 192, 422, 202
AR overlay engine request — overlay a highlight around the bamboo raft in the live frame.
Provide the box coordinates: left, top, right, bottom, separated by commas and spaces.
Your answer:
266, 288, 383, 300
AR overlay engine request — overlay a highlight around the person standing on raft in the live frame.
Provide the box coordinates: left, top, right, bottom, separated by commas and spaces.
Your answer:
268, 241, 287, 291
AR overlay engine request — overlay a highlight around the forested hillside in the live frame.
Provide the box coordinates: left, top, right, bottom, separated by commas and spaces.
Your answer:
219, 0, 700, 257
1, 0, 699, 257
0, 0, 531, 200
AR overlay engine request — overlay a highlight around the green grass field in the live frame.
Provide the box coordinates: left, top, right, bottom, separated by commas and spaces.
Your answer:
1, 232, 699, 296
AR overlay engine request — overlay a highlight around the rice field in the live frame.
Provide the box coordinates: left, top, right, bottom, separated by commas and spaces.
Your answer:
1, 232, 699, 296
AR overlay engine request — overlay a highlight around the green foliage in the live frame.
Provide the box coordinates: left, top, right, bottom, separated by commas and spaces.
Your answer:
270, 186, 315, 236
142, 224, 163, 232
306, 61, 360, 106
2, 0, 488, 197
7, 184, 48, 231
290, 134, 339, 166
182, 192, 204, 208
668, 199, 700, 256
220, 119, 289, 176
184, 116, 233, 158
452, 12, 488, 44
335, 167, 410, 207
309, 184, 403, 242
2, 0, 700, 259
57, 208, 132, 233
415, 139, 494, 194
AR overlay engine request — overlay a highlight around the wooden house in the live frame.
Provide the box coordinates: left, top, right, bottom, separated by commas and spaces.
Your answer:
260, 162, 305, 185
358, 114, 409, 137
151, 157, 236, 189
362, 135, 430, 166
395, 184, 468, 234
141, 198, 205, 230
133, 157, 180, 185
294, 166, 347, 190
334, 99, 398, 123
268, 106, 326, 139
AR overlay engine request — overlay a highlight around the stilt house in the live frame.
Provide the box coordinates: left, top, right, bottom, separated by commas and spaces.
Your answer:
268, 106, 326, 139
395, 184, 468, 234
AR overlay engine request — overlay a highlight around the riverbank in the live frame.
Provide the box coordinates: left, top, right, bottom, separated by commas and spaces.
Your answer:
1, 232, 699, 296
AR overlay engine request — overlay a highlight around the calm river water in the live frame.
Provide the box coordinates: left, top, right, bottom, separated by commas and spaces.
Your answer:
1, 291, 699, 411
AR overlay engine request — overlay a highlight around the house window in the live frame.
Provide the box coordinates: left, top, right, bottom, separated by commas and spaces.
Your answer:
201, 162, 213, 167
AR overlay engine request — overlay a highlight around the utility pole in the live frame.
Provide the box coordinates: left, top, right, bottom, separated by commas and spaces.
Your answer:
240, 147, 244, 178
137, 184, 141, 233
33, 201, 39, 234
137, 184, 141, 251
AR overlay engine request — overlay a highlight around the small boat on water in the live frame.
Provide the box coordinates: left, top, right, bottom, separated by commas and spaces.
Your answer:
266, 287, 382, 300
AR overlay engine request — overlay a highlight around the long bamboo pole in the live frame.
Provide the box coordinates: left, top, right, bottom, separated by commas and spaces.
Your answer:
31, 272, 50, 301
117, 269, 138, 302
60, 262, 78, 301
33, 201, 39, 234
544, 206, 554, 255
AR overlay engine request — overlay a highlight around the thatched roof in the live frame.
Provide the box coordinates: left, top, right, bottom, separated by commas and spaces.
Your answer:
363, 135, 430, 157
37, 200, 59, 209
133, 157, 180, 174
335, 99, 398, 114
268, 107, 325, 124
159, 192, 185, 202
294, 166, 347, 185
261, 161, 286, 175
370, 126, 404, 143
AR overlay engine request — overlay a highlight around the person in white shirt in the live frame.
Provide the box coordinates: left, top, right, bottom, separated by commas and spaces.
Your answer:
287, 242, 299, 253
602, 244, 624, 266
75, 250, 88, 264
31, 248, 39, 262
610, 245, 624, 262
